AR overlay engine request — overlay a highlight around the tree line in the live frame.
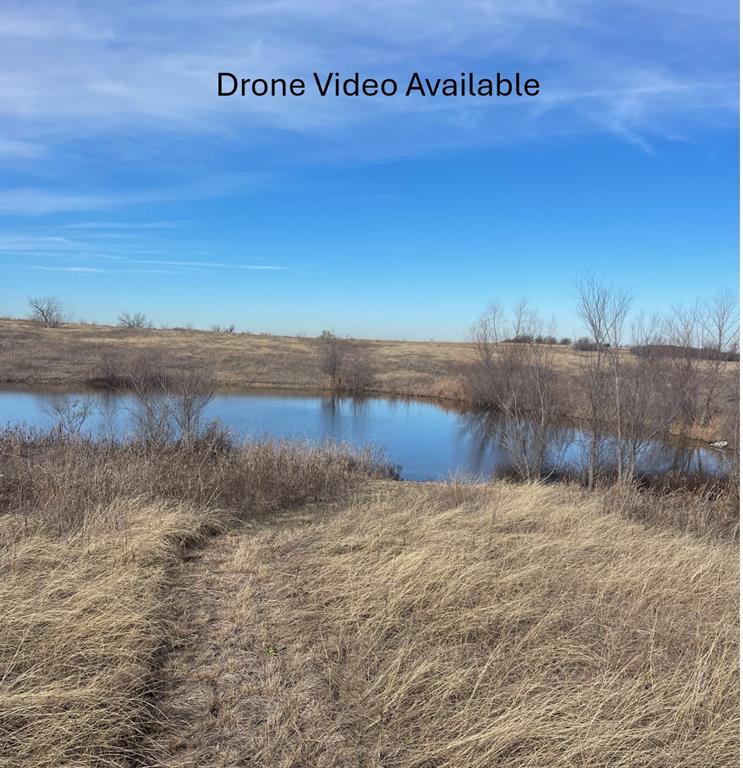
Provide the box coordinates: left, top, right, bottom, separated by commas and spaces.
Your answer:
467, 277, 738, 487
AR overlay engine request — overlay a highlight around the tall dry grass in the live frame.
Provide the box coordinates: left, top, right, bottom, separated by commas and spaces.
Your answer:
0, 500, 216, 768
0, 428, 738, 766
0, 427, 396, 529
180, 481, 737, 767
0, 429, 393, 768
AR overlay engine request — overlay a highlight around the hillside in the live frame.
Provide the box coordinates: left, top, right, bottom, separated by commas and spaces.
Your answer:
1, 433, 738, 767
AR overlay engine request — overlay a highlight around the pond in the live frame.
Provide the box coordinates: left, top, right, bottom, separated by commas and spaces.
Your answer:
0, 388, 731, 482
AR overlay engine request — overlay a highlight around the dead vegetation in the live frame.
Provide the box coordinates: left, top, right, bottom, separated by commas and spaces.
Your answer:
0, 499, 217, 768
0, 427, 737, 766
148, 482, 739, 767
0, 429, 394, 768
467, 285, 739, 484
0, 294, 738, 765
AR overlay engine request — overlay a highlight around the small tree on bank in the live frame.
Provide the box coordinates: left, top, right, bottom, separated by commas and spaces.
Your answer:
317, 330, 374, 394
470, 301, 564, 481
318, 330, 346, 390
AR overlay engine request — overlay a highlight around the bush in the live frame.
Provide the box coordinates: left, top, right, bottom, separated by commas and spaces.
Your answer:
572, 336, 596, 352
318, 332, 375, 393
117, 312, 153, 330
341, 354, 374, 395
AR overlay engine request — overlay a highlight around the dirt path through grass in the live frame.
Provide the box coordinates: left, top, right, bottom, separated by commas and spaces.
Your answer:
146, 502, 356, 767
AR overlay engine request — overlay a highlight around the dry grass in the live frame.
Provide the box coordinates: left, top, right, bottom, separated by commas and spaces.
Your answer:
602, 483, 739, 540
0, 431, 392, 768
0, 428, 396, 528
0, 318, 470, 399
0, 430, 738, 766
150, 482, 739, 767
0, 499, 217, 768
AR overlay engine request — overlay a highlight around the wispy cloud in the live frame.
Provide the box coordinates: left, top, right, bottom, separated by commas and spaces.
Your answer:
127, 259, 287, 270
31, 265, 181, 274
32, 265, 108, 273
0, 139, 45, 159
3, 227, 288, 274
0, 0, 736, 162
62, 221, 180, 230
0, 173, 259, 215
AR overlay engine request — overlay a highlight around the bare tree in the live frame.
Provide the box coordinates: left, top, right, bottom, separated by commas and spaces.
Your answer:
118, 311, 153, 329
470, 301, 564, 480
28, 296, 64, 328
615, 315, 675, 483
341, 354, 374, 395
318, 330, 347, 390
666, 292, 739, 434
665, 301, 703, 434
575, 275, 632, 487
170, 362, 215, 444
698, 291, 739, 426
124, 354, 173, 445
43, 395, 96, 437
121, 354, 215, 445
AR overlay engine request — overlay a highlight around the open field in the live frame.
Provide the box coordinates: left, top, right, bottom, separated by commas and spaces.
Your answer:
0, 432, 738, 766
0, 319, 737, 443
0, 318, 472, 397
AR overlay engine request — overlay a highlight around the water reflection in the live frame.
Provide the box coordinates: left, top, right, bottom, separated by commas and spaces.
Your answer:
0, 388, 731, 482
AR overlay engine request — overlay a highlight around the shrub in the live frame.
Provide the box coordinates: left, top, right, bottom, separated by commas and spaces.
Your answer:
117, 312, 153, 329
572, 336, 596, 351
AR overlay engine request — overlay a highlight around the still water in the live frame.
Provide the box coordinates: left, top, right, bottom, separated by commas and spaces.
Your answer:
0, 388, 731, 482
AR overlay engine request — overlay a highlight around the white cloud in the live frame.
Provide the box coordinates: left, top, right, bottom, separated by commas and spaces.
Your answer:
0, 0, 737, 224
0, 173, 259, 214
0, 0, 736, 150
62, 221, 180, 230
32, 265, 108, 273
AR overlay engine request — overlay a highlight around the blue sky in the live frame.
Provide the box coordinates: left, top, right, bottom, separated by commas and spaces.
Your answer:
0, 0, 738, 340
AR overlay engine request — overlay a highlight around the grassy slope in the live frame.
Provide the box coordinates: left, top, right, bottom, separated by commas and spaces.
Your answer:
148, 481, 739, 767
196, 485, 738, 768
1, 470, 738, 766
0, 436, 392, 768
0, 318, 470, 398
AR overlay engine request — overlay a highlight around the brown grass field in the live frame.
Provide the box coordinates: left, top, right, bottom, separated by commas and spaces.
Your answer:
0, 432, 738, 767
0, 318, 469, 398
0, 318, 737, 442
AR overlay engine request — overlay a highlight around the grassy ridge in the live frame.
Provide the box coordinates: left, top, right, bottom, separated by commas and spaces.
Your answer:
0, 318, 468, 400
